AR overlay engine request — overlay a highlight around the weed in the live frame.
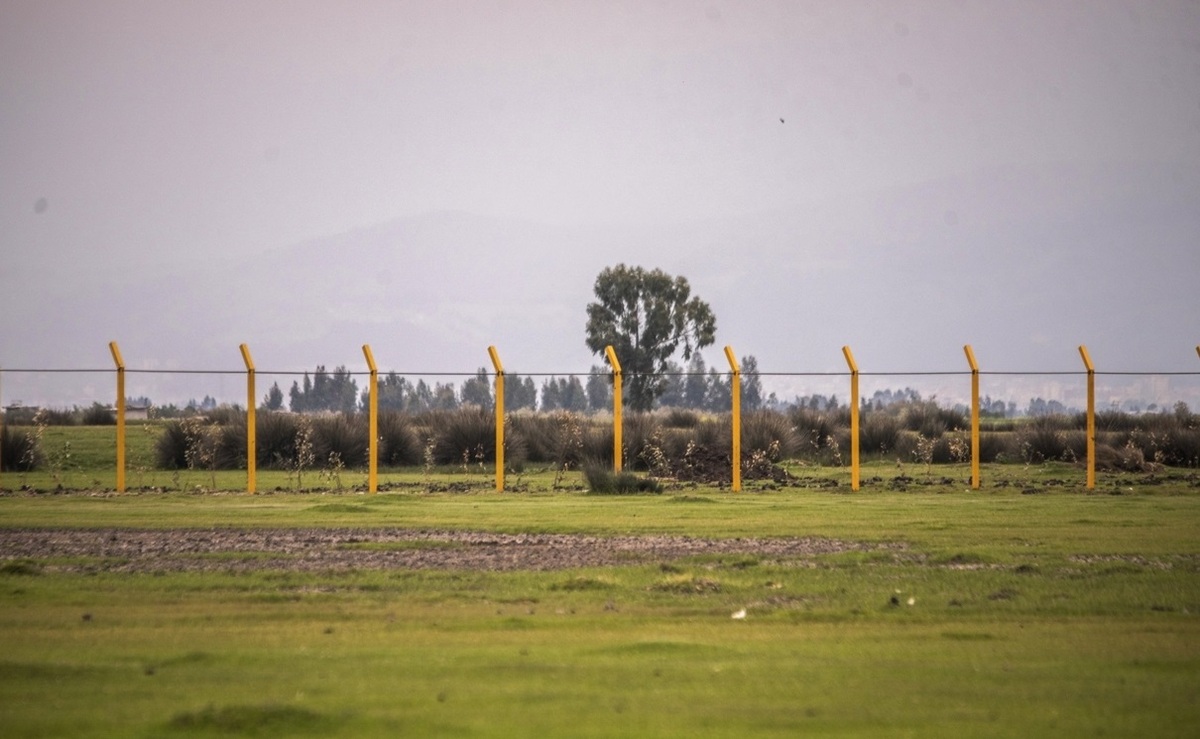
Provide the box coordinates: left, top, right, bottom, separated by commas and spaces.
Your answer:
552, 411, 584, 489
913, 434, 937, 479
422, 437, 436, 490
320, 451, 346, 491
182, 417, 221, 491
287, 417, 316, 491
638, 427, 672, 479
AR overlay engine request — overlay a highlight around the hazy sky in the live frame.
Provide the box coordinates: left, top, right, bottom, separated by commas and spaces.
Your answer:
2, 0, 1199, 406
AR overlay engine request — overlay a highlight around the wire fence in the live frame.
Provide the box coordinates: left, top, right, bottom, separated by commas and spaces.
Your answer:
4, 366, 1200, 416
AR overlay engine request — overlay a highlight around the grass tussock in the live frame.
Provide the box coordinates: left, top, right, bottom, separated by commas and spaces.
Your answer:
583, 464, 663, 494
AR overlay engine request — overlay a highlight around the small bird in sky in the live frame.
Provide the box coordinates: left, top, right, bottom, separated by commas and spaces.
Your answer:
779, 118, 785, 123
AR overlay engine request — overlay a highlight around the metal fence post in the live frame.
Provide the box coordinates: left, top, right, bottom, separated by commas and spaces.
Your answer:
108, 342, 126, 493
724, 346, 742, 492
1079, 345, 1095, 489
488, 346, 505, 492
363, 345, 378, 494
604, 346, 623, 471
964, 345, 981, 489
842, 346, 860, 491
239, 344, 256, 494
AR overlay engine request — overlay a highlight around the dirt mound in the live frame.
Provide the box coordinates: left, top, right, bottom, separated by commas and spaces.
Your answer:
670, 444, 794, 485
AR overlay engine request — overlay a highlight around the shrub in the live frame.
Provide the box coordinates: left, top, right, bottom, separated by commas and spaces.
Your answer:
1097, 409, 1139, 433
621, 413, 662, 472
788, 407, 844, 460
661, 408, 701, 428
156, 418, 231, 470
378, 412, 421, 466
1132, 426, 1200, 467
898, 400, 965, 438
582, 463, 662, 494
582, 424, 616, 465
81, 402, 115, 426
692, 417, 730, 450
508, 413, 559, 464
1, 425, 41, 472
860, 413, 902, 456
1016, 417, 1079, 463
256, 412, 300, 468
1096, 442, 1147, 472
313, 414, 368, 468
155, 420, 190, 469
977, 432, 1012, 463
205, 406, 243, 426
429, 407, 495, 465
40, 408, 78, 426
217, 420, 247, 468
424, 407, 528, 470
742, 410, 800, 460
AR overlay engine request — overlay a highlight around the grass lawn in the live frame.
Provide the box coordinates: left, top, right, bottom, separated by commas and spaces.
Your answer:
1, 473, 1199, 737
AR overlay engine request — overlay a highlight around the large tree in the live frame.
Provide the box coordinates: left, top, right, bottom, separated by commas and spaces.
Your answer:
585, 265, 716, 411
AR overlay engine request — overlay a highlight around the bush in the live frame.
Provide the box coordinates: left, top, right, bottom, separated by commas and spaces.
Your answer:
1, 425, 41, 472
255, 412, 300, 468
217, 420, 248, 468
788, 407, 844, 459
154, 418, 227, 471
423, 408, 528, 470
428, 407, 495, 465
155, 418, 244, 470
205, 406, 243, 426
898, 401, 965, 438
1016, 417, 1083, 463
508, 413, 567, 464
155, 420, 191, 469
660, 408, 701, 428
860, 413, 902, 456
582, 425, 616, 466
40, 408, 78, 426
742, 410, 800, 460
313, 414, 368, 468
378, 412, 421, 466
622, 413, 662, 472
81, 402, 115, 426
582, 463, 662, 494
977, 432, 1012, 463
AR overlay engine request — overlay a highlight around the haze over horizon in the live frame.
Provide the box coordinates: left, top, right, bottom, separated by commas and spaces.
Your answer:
3, 1, 1198, 409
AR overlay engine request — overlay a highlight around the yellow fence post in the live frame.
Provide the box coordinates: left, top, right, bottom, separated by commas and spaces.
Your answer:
964, 345, 981, 489
0, 367, 4, 491
108, 341, 126, 493
363, 344, 378, 494
488, 346, 505, 492
842, 346, 860, 491
1079, 345, 1096, 489
724, 346, 742, 492
604, 346, 623, 471
239, 344, 256, 494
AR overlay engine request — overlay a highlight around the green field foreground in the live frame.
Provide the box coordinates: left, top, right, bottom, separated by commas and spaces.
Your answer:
2, 478, 1199, 737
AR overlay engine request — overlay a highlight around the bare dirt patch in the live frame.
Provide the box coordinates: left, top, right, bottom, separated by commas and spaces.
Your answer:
0, 528, 890, 574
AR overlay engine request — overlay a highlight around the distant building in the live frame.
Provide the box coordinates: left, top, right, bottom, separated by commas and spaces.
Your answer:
3, 402, 40, 424
125, 403, 151, 421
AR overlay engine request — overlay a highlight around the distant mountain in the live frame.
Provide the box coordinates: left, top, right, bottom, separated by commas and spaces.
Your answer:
5, 160, 1198, 407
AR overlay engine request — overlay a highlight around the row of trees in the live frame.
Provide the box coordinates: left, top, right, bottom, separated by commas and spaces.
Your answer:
265, 358, 767, 415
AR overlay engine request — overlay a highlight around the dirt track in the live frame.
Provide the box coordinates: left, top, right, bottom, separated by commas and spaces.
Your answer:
0, 528, 889, 573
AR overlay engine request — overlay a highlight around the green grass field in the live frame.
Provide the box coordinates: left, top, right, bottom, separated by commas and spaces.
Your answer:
2, 474, 1199, 738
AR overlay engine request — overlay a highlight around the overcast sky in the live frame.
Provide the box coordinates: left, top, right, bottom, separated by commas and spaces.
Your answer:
3, 0, 1199, 407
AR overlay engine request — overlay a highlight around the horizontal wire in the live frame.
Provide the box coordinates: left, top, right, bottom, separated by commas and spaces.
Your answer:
2, 368, 1199, 377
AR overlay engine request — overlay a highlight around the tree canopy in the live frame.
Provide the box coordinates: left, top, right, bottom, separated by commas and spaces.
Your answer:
585, 264, 716, 411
